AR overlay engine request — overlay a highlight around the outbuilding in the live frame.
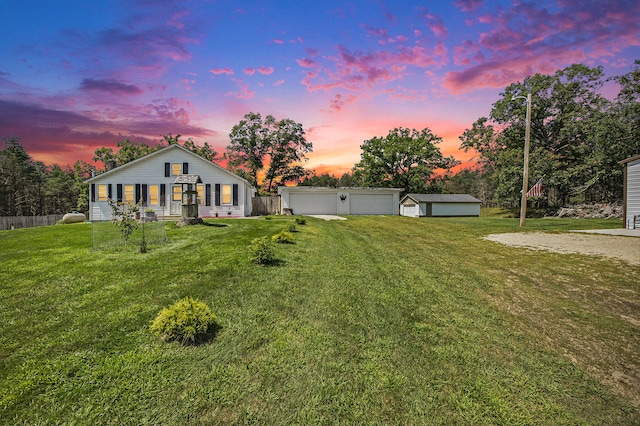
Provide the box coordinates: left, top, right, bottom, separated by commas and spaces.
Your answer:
620, 154, 640, 229
278, 186, 403, 216
400, 194, 481, 217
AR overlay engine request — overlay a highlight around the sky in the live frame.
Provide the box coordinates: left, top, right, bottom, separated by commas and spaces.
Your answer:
1, 0, 639, 175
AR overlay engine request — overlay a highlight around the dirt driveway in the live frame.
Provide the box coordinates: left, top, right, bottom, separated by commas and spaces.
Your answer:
484, 231, 640, 266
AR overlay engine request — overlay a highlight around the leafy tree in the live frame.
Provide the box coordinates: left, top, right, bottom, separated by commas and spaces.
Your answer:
72, 160, 93, 212
0, 136, 45, 215
299, 172, 340, 187
44, 165, 76, 214
93, 134, 218, 173
226, 112, 313, 193
459, 63, 635, 207
352, 127, 459, 194
164, 133, 218, 162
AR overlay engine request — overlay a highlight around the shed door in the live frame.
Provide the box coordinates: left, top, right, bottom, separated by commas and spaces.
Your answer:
350, 194, 395, 215
289, 193, 337, 215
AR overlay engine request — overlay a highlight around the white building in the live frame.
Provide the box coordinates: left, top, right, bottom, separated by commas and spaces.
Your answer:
400, 194, 481, 217
278, 186, 403, 215
86, 144, 255, 220
620, 154, 640, 229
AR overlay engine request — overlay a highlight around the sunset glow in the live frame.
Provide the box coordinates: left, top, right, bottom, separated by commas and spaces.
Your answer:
1, 1, 638, 174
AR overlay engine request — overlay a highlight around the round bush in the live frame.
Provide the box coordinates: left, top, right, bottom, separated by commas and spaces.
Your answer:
150, 297, 218, 345
250, 236, 275, 265
272, 230, 294, 244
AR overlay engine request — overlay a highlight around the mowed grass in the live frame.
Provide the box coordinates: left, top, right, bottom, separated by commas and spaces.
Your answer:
0, 215, 638, 424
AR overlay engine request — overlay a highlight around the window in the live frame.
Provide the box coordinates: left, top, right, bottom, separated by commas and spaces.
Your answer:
171, 163, 181, 176
172, 185, 182, 201
124, 185, 134, 203
197, 184, 204, 205
221, 184, 232, 205
149, 185, 159, 205
97, 184, 108, 201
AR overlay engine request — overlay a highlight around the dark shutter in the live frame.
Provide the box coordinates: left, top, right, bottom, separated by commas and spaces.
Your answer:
117, 184, 123, 202
232, 184, 239, 206
107, 184, 112, 199
135, 184, 141, 204
160, 184, 166, 207
164, 162, 170, 177
205, 184, 211, 206
183, 162, 189, 174
214, 184, 221, 206
91, 184, 95, 202
141, 184, 148, 206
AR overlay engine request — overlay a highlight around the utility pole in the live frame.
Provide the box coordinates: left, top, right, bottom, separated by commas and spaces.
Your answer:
515, 92, 532, 227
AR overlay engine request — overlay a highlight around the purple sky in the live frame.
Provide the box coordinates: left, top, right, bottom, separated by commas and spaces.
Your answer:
1, 0, 639, 174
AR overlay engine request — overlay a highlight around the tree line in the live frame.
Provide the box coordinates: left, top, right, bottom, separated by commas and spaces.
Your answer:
1, 60, 638, 216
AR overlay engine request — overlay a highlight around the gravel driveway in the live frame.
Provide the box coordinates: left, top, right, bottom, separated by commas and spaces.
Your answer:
484, 231, 640, 266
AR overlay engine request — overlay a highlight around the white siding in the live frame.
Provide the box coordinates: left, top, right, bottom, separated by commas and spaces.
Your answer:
626, 159, 640, 228
279, 187, 402, 215
400, 203, 418, 217
431, 202, 480, 217
87, 145, 254, 220
350, 194, 395, 215
289, 193, 337, 215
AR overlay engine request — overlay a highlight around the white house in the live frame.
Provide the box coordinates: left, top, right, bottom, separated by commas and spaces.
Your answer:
620, 154, 640, 229
86, 144, 256, 220
278, 186, 403, 215
400, 194, 481, 217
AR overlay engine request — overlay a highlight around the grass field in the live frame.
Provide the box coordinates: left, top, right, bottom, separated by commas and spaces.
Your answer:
1, 215, 638, 425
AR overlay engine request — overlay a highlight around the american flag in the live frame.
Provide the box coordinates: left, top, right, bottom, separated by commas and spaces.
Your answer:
526, 177, 543, 198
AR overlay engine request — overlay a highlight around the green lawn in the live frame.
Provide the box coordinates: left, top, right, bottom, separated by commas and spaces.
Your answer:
1, 216, 638, 425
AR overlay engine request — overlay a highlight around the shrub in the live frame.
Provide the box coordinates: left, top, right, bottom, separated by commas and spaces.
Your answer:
295, 217, 306, 225
150, 297, 219, 345
272, 230, 294, 244
250, 236, 275, 265
287, 223, 297, 232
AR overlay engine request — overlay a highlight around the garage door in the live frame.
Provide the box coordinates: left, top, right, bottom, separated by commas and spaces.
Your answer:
350, 194, 395, 215
289, 193, 337, 215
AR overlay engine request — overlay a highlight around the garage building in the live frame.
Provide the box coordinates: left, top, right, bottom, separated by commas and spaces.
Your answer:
278, 187, 403, 216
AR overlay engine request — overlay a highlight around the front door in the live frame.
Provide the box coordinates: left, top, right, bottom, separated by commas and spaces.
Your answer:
170, 202, 182, 215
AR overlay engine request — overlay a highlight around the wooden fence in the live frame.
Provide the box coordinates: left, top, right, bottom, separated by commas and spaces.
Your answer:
251, 196, 280, 216
0, 215, 65, 231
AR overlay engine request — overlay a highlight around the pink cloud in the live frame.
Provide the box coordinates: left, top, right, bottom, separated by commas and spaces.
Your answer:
296, 58, 317, 68
210, 67, 234, 75
453, 0, 484, 13
79, 78, 143, 95
273, 79, 285, 86
329, 93, 358, 112
243, 68, 255, 75
426, 14, 448, 39
306, 48, 320, 57
226, 82, 254, 100
445, 0, 640, 92
258, 66, 274, 75
273, 39, 284, 44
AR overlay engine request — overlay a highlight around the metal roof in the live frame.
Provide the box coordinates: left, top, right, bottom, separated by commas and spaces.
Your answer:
402, 193, 481, 203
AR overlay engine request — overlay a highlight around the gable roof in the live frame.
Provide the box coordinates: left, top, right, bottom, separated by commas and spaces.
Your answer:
402, 193, 481, 204
86, 144, 255, 189
619, 154, 640, 165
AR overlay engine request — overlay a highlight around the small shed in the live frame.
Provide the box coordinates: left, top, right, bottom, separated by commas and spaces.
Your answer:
400, 194, 481, 217
620, 154, 640, 229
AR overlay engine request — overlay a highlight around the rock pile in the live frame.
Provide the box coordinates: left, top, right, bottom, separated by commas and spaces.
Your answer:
552, 202, 623, 219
